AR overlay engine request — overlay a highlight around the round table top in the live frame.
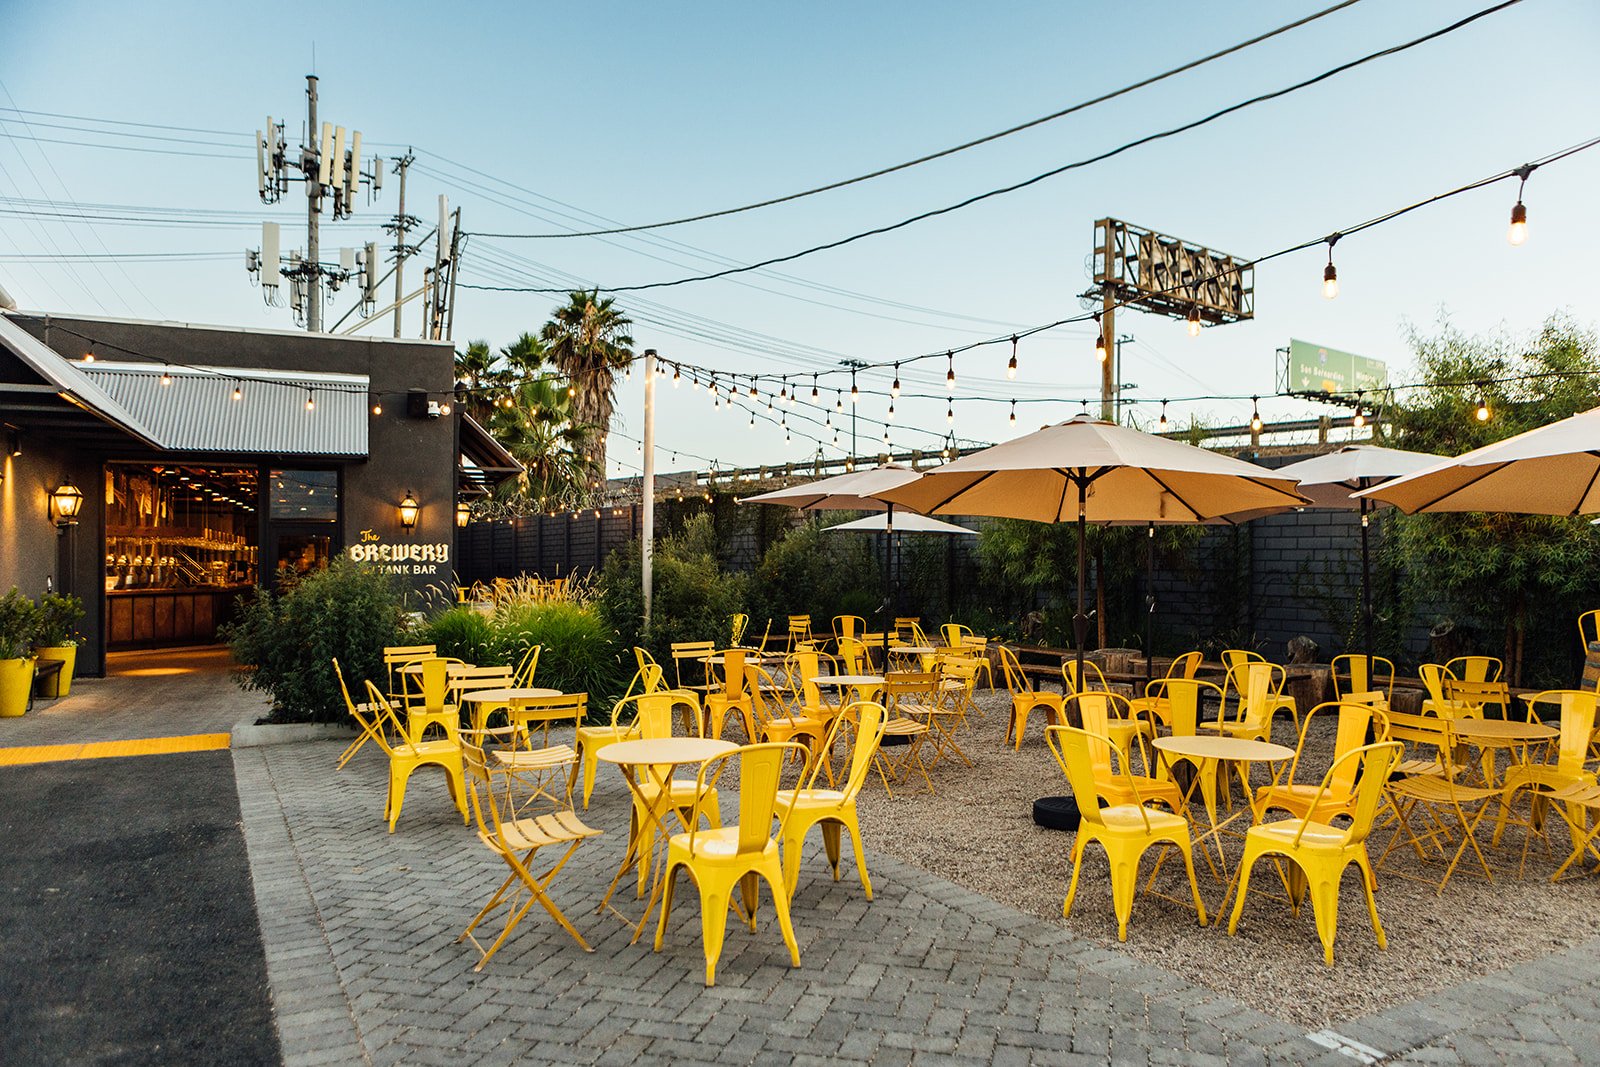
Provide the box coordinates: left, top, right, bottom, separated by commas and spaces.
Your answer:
890, 646, 936, 655
1153, 735, 1294, 762
1451, 717, 1558, 742
597, 737, 736, 766
458, 687, 562, 703
814, 674, 885, 687
397, 661, 473, 675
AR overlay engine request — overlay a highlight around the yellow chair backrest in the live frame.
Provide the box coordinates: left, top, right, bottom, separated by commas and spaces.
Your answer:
1581, 610, 1600, 659
1332, 655, 1396, 699
1063, 658, 1109, 695
882, 671, 939, 710
419, 656, 455, 712
1445, 656, 1502, 684
1046, 725, 1150, 832
1384, 704, 1453, 769
716, 649, 748, 698
731, 613, 749, 646
634, 646, 658, 672
1167, 651, 1203, 681
691, 743, 806, 855
332, 658, 385, 740
1294, 700, 1387, 797
670, 640, 717, 687
383, 643, 438, 694
1526, 690, 1599, 775
836, 637, 867, 675
833, 615, 864, 642
827, 701, 887, 802
787, 616, 813, 640
997, 646, 1030, 694
513, 646, 542, 687
940, 623, 973, 649
1305, 742, 1401, 850
1220, 648, 1263, 678
1157, 678, 1224, 738
1233, 661, 1283, 728
1419, 663, 1454, 708
1067, 690, 1140, 770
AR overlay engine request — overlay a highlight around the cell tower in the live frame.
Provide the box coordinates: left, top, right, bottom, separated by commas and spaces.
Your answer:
245, 75, 383, 331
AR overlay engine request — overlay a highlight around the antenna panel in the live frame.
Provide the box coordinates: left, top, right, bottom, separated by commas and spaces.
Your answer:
261, 222, 281, 288
331, 126, 347, 189
340, 246, 356, 271
256, 130, 266, 197
364, 242, 378, 305
318, 122, 334, 185
347, 131, 362, 195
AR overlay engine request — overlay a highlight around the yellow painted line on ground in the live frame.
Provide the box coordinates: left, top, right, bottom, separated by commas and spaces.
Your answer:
0, 733, 232, 767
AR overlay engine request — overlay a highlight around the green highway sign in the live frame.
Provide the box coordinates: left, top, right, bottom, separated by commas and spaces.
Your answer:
1287, 338, 1388, 395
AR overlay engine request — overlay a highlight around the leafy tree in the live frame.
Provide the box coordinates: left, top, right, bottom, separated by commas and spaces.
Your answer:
1385, 314, 1600, 685
540, 290, 635, 483
488, 375, 595, 510
747, 519, 882, 633
597, 514, 747, 668
454, 339, 513, 424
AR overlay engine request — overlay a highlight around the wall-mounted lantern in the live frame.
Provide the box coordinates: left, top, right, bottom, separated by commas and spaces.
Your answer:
455, 501, 471, 528
52, 482, 84, 527
397, 491, 420, 532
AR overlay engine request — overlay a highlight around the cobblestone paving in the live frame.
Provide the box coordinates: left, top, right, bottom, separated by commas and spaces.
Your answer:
229, 735, 1600, 1065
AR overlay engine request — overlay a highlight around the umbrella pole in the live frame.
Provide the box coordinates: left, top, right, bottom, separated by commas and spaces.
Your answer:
883, 503, 894, 669
1360, 493, 1373, 674
1146, 522, 1156, 691
1074, 479, 1089, 704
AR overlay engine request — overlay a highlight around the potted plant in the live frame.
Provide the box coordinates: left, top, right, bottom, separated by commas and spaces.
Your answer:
0, 588, 38, 717
33, 593, 84, 698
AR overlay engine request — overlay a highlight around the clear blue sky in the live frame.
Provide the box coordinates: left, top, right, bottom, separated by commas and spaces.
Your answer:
4, 0, 1598, 476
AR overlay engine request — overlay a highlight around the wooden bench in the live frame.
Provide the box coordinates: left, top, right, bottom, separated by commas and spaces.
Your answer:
28, 659, 64, 713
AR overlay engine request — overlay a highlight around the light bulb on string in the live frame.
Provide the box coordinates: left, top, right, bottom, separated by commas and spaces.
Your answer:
1095, 321, 1107, 364
811, 375, 819, 402
232, 381, 243, 402
1009, 400, 1017, 425
159, 366, 173, 387
1508, 163, 1535, 245
710, 377, 718, 399
946, 402, 954, 425
850, 373, 858, 405
690, 371, 699, 391
946, 351, 955, 391
1353, 391, 1366, 429
748, 410, 755, 429
1250, 396, 1262, 434
372, 399, 383, 416
882, 428, 890, 446
779, 377, 788, 404
305, 390, 315, 411
1186, 307, 1201, 338
1322, 234, 1340, 299
748, 378, 758, 399
891, 364, 900, 398
1476, 394, 1491, 422
886, 400, 895, 421
1007, 335, 1019, 380
835, 390, 843, 412
1159, 400, 1168, 430
673, 364, 681, 388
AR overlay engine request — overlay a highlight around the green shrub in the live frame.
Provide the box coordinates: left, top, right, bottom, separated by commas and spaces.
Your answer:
422, 606, 501, 665
495, 600, 627, 707
0, 588, 38, 659
223, 558, 407, 724
33, 593, 85, 647
598, 514, 748, 668
747, 519, 882, 634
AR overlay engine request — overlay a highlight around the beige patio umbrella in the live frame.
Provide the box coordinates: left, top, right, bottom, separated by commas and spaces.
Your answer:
875, 414, 1310, 684
1272, 445, 1443, 662
1359, 406, 1600, 515
740, 464, 925, 658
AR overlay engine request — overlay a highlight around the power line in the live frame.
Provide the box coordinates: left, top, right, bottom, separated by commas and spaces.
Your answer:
464, 0, 1368, 239
464, 0, 1524, 293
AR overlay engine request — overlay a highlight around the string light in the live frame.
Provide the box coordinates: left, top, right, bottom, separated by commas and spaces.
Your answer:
779, 376, 788, 404
82, 349, 94, 364
1353, 390, 1366, 429
1159, 400, 1168, 429
710, 376, 718, 399
835, 389, 843, 412
886, 400, 895, 421
305, 390, 315, 412
882, 428, 890, 446
1476, 393, 1491, 422
1094, 315, 1107, 363
748, 410, 756, 429
439, 402, 451, 415
673, 364, 681, 387
811, 375, 819, 402
372, 399, 382, 415
1009, 400, 1017, 425
1508, 163, 1534, 245
232, 381, 243, 402
946, 351, 956, 391
1322, 234, 1340, 299
1250, 396, 1262, 433
748, 378, 758, 399
891, 364, 900, 398
850, 373, 859, 405
690, 370, 699, 391
159, 365, 172, 387
946, 401, 954, 425
1007, 335, 1018, 380
1186, 307, 1201, 338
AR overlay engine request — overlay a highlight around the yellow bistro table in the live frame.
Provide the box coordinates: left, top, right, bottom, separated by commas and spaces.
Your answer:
1151, 734, 1294, 898
596, 736, 737, 944
458, 687, 564, 733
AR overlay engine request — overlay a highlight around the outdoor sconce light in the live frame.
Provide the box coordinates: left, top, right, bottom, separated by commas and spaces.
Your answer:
455, 501, 471, 528
52, 482, 84, 527
398, 492, 420, 532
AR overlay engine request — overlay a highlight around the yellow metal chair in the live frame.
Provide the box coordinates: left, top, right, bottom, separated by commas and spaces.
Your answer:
1419, 663, 1470, 719
359, 680, 468, 833
575, 663, 663, 809
1201, 662, 1285, 745
670, 640, 718, 696
1257, 701, 1390, 824
407, 656, 467, 744
832, 614, 865, 646
1445, 655, 1503, 685
998, 645, 1064, 749
457, 727, 601, 968
747, 662, 826, 754
1127, 651, 1203, 727
730, 612, 749, 647
1068, 692, 1184, 811
939, 623, 974, 649
1067, 671, 1152, 757
705, 649, 754, 740
835, 636, 869, 677
1221, 649, 1298, 732
1331, 655, 1395, 701
785, 615, 814, 652
512, 645, 542, 688
1492, 689, 1598, 848
893, 617, 925, 644
654, 742, 808, 986
774, 700, 888, 899
1146, 679, 1227, 817
333, 657, 388, 770
1227, 741, 1401, 966
382, 642, 438, 703
1047, 724, 1207, 941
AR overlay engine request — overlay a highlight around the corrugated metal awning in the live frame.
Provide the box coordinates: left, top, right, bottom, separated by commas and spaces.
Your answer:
81, 362, 369, 456
0, 314, 165, 447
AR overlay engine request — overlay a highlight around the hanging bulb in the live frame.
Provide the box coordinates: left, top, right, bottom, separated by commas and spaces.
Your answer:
305, 390, 315, 411
1009, 400, 1017, 425
835, 390, 843, 412
82, 349, 94, 364
1250, 396, 1262, 433
811, 375, 819, 402
825, 409, 832, 427
891, 364, 900, 398
1007, 335, 1019, 380
690, 371, 699, 391
766, 392, 773, 411
673, 364, 682, 388
946, 402, 954, 425
748, 378, 758, 399
1476, 394, 1491, 422
850, 374, 858, 405
748, 410, 755, 429
1186, 307, 1201, 337
886, 400, 895, 421
1322, 234, 1340, 299
882, 428, 890, 446
946, 351, 955, 391
624, 362, 632, 382
232, 382, 243, 402
1353, 391, 1366, 429
372, 399, 383, 416
160, 366, 173, 387
1095, 332, 1107, 364
1159, 400, 1168, 430
779, 377, 788, 403
1508, 201, 1528, 246
710, 377, 718, 398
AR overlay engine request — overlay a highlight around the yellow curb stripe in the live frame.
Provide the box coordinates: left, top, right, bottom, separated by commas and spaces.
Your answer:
0, 733, 232, 767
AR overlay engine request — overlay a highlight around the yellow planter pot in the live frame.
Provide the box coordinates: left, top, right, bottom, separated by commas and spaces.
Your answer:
0, 658, 35, 718
33, 645, 77, 698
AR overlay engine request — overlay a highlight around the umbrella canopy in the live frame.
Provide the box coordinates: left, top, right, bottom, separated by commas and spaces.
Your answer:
875, 414, 1309, 680
876, 415, 1308, 521
737, 463, 921, 511
1274, 444, 1446, 508
1358, 406, 1600, 515
823, 513, 976, 535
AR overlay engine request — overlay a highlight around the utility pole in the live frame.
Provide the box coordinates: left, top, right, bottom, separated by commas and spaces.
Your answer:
387, 152, 417, 338
642, 350, 657, 628
1099, 221, 1116, 422
304, 76, 321, 331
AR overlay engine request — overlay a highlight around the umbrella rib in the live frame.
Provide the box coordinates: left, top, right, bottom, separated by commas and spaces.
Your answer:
921, 471, 996, 515
1575, 462, 1600, 517
1142, 470, 1205, 520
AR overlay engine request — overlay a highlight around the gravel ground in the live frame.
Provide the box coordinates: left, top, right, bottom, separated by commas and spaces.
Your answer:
847, 687, 1600, 1029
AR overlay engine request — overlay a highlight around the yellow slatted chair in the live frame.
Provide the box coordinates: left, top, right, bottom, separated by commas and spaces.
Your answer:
449, 665, 519, 732
875, 672, 937, 796
1068, 692, 1184, 811
1221, 649, 1299, 732
576, 663, 664, 809
1445, 656, 1508, 717
705, 649, 755, 741
670, 640, 718, 696
496, 692, 585, 810
1379, 710, 1501, 891
998, 645, 1064, 749
775, 700, 888, 899
1331, 655, 1396, 702
383, 643, 438, 703
654, 742, 808, 986
1492, 689, 1599, 849
456, 727, 601, 968
893, 617, 925, 643
1227, 741, 1401, 966
333, 657, 389, 769
359, 679, 467, 833
1047, 724, 1207, 941
1127, 651, 1204, 727
785, 615, 814, 652
1257, 701, 1391, 824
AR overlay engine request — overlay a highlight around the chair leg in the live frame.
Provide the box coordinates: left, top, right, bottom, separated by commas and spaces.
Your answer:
1063, 834, 1088, 919
580, 747, 601, 809
1176, 838, 1208, 927
781, 818, 808, 896
653, 861, 681, 952
1354, 853, 1386, 951
1226, 845, 1263, 935
1308, 870, 1342, 966
388, 762, 412, 833
738, 872, 760, 932
842, 810, 873, 900
698, 876, 732, 986
1110, 854, 1138, 942
821, 820, 843, 882
763, 857, 802, 969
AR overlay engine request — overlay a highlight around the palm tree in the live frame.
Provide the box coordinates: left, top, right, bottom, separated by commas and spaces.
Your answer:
539, 290, 634, 483
455, 339, 509, 424
489, 376, 594, 510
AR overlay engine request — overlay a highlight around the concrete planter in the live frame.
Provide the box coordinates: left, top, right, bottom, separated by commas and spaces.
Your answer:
231, 718, 354, 748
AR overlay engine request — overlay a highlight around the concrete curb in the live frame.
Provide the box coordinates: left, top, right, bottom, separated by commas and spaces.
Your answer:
231, 719, 353, 748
